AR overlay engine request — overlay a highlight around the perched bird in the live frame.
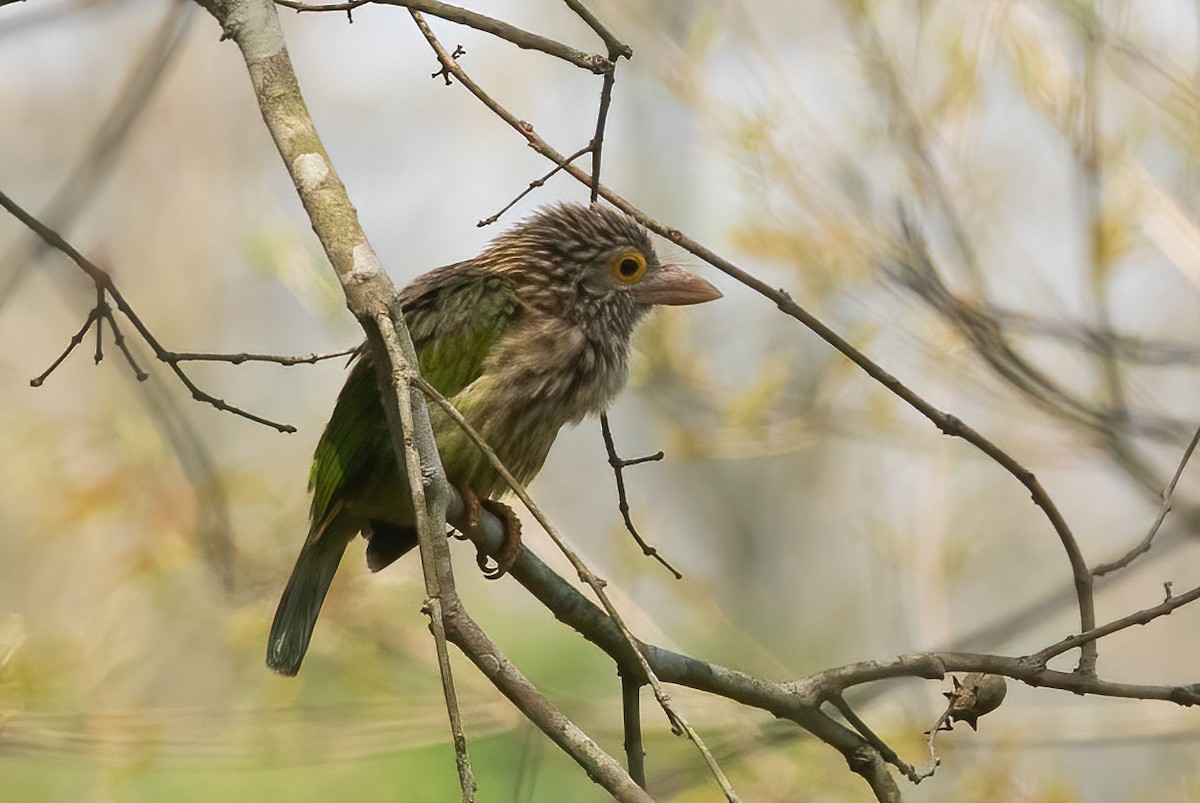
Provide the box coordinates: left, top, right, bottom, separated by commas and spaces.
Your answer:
267, 203, 721, 676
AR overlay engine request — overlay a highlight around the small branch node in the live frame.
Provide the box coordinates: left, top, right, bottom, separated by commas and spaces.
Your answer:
431, 44, 466, 84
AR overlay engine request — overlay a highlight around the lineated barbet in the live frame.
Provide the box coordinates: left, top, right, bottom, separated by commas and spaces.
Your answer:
267, 203, 721, 676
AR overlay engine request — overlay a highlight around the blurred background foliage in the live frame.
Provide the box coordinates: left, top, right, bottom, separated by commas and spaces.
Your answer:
2, 0, 1200, 800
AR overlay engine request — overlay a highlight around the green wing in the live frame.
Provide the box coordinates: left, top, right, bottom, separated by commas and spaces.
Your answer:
307, 264, 521, 531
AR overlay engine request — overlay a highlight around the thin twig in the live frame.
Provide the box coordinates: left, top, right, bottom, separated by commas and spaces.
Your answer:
369, 310, 477, 802
599, 414, 681, 578
163, 347, 357, 365
93, 286, 105, 364
477, 146, 591, 227
587, 68, 615, 204
799, 650, 1200, 707
566, 0, 628, 204
917, 703, 953, 780
829, 694, 921, 784
1029, 581, 1200, 666
1092, 423, 1200, 577
99, 303, 148, 380
562, 0, 632, 59
29, 307, 101, 387
571, 0, 628, 205
274, 0, 612, 73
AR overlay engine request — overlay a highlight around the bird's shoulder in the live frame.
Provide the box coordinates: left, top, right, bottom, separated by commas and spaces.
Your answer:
399, 263, 523, 396
400, 262, 519, 334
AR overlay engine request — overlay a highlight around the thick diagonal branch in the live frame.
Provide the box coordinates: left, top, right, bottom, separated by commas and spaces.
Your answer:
193, 1, 645, 799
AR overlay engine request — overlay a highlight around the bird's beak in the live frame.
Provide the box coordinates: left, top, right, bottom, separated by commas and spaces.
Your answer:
631, 265, 723, 306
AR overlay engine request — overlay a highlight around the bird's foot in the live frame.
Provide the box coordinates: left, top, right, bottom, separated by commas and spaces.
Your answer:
449, 487, 522, 580
477, 498, 522, 580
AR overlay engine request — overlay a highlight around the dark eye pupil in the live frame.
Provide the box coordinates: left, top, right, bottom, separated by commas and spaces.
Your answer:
619, 258, 640, 276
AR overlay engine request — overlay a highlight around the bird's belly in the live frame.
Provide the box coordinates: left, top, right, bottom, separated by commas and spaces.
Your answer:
430, 394, 561, 500
427, 336, 626, 499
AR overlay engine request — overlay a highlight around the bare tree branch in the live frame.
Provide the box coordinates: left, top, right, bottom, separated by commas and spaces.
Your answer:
273, 0, 612, 73
1, 189, 300, 432
164, 347, 356, 365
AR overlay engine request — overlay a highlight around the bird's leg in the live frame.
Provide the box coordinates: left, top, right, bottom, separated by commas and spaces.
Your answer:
449, 485, 482, 540
447, 486, 522, 580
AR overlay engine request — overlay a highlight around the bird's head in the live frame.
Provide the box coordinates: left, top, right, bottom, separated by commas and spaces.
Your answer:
482, 203, 722, 337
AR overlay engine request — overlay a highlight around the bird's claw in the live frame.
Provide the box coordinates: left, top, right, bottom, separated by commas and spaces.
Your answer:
477, 499, 522, 580
449, 487, 522, 579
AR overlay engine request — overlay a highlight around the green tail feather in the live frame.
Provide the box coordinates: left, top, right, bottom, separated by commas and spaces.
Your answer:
266, 533, 350, 676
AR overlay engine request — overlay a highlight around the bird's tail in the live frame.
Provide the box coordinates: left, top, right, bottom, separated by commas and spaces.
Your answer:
266, 531, 350, 676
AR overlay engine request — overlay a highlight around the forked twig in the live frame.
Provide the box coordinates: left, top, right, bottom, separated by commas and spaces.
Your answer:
599, 414, 681, 579
3, 189, 318, 433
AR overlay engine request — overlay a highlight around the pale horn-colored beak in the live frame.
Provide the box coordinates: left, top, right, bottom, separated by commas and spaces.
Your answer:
630, 264, 723, 306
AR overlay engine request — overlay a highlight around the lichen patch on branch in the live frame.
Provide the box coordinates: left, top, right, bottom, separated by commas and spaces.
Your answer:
292, 152, 329, 190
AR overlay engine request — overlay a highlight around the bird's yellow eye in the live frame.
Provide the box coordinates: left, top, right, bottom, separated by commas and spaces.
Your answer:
610, 250, 647, 284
